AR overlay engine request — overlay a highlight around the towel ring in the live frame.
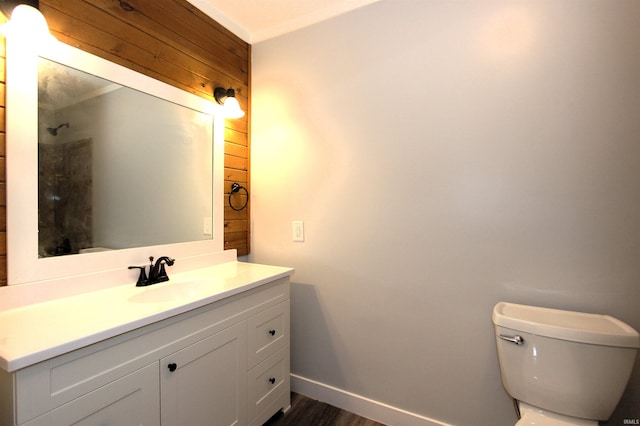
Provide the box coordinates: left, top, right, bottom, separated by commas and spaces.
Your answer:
228, 182, 249, 211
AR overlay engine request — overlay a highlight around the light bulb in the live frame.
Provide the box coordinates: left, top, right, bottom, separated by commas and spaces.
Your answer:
1, 4, 55, 47
223, 96, 245, 119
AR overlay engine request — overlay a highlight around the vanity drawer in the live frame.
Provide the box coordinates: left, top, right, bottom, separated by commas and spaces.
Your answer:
247, 347, 290, 422
247, 300, 289, 368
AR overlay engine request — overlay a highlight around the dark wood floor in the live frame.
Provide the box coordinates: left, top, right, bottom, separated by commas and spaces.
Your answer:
264, 393, 387, 426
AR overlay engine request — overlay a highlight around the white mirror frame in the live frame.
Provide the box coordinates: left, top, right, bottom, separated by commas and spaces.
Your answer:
6, 37, 226, 286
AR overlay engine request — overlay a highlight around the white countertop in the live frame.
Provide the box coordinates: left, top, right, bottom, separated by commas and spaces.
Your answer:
0, 261, 293, 372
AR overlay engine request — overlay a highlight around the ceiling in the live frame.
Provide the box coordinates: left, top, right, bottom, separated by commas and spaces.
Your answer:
187, 0, 382, 44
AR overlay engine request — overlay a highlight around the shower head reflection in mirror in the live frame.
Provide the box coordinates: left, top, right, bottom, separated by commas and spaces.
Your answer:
5, 35, 227, 286
45, 122, 68, 136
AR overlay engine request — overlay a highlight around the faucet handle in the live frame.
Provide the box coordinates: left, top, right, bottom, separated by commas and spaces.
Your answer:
128, 265, 149, 287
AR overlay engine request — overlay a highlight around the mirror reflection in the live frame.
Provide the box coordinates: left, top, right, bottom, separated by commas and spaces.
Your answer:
37, 58, 213, 258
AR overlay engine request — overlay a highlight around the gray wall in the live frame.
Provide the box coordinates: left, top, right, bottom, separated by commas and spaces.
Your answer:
249, 1, 640, 425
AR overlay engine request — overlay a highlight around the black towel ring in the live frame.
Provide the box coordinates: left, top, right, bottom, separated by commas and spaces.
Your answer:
228, 182, 249, 211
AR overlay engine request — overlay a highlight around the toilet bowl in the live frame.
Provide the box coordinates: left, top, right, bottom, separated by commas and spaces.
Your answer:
493, 302, 639, 425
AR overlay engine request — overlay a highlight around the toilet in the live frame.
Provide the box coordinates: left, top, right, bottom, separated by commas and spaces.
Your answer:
492, 302, 640, 425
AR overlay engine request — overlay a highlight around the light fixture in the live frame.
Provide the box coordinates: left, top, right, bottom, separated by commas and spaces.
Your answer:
0, 0, 53, 44
0, 0, 38, 18
214, 87, 245, 119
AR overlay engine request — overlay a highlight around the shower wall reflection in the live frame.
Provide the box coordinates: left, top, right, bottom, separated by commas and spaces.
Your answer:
39, 138, 93, 256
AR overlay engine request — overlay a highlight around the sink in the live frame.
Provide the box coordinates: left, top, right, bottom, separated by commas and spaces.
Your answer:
128, 279, 216, 303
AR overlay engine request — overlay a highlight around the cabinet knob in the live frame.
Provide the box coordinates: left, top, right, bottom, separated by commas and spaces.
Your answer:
268, 329, 276, 336
168, 363, 177, 372
268, 377, 276, 385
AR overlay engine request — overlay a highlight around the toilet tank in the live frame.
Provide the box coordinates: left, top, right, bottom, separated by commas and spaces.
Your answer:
493, 302, 640, 421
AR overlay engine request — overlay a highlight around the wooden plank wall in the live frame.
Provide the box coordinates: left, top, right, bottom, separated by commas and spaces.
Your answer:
0, 0, 250, 285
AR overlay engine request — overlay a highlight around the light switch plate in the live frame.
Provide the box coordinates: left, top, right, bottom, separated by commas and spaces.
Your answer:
292, 221, 304, 242
203, 217, 212, 235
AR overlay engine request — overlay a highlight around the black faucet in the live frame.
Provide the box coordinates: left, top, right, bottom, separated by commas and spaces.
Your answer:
128, 256, 175, 286
148, 256, 175, 284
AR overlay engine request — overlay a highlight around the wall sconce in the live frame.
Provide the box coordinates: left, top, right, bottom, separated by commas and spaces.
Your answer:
0, 0, 38, 18
214, 87, 245, 119
0, 0, 53, 43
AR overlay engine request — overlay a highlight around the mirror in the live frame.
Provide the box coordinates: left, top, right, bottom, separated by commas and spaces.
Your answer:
6, 37, 226, 285
38, 58, 213, 257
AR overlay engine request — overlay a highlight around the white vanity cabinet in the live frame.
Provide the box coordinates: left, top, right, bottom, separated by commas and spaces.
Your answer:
0, 275, 291, 426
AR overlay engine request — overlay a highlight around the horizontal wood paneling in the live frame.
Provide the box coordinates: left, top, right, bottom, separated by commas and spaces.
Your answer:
225, 153, 248, 171
225, 141, 248, 158
0, 0, 251, 284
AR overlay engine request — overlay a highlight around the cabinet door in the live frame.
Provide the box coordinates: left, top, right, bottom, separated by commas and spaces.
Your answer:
161, 322, 247, 426
24, 363, 160, 426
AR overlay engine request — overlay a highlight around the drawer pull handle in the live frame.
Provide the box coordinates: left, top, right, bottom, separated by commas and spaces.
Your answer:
168, 363, 177, 372
268, 329, 276, 336
268, 377, 276, 385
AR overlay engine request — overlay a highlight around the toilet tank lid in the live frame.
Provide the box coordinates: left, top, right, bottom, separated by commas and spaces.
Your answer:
493, 302, 640, 348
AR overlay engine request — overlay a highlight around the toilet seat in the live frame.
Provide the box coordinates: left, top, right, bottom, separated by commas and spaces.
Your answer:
516, 403, 596, 426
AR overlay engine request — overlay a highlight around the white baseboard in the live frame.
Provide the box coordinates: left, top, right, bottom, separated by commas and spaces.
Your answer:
290, 374, 453, 426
